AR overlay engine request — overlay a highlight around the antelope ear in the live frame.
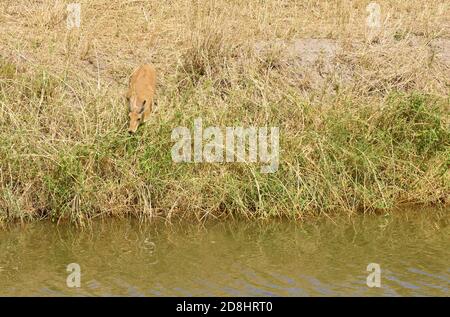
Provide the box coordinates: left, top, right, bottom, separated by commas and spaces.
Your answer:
139, 105, 145, 114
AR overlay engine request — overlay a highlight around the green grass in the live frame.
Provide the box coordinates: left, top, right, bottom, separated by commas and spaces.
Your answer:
0, 0, 449, 224
0, 57, 448, 225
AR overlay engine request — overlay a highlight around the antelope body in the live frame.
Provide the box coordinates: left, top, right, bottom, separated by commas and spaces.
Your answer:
126, 64, 156, 134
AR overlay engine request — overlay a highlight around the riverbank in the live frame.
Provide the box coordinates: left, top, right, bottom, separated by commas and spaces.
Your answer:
0, 1, 449, 225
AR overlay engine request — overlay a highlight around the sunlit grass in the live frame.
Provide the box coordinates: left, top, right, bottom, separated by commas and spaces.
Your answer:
0, 0, 448, 225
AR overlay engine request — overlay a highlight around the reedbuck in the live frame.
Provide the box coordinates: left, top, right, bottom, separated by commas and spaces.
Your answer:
126, 64, 156, 134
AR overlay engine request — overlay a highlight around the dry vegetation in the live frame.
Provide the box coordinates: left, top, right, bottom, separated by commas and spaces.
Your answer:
0, 0, 449, 225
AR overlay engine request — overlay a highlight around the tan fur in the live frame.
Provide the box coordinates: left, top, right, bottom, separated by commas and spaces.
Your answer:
126, 64, 156, 134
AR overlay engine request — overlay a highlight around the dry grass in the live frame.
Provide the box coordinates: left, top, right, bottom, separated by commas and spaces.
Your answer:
0, 0, 449, 225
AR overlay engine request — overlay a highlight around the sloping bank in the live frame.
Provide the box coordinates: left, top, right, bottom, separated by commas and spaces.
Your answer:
0, 53, 449, 225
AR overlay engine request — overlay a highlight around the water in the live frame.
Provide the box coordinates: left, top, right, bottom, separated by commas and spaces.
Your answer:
0, 209, 448, 296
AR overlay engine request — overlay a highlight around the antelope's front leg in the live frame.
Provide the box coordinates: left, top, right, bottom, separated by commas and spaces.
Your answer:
143, 103, 152, 123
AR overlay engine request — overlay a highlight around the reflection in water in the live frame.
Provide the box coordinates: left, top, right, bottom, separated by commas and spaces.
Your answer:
0, 208, 448, 296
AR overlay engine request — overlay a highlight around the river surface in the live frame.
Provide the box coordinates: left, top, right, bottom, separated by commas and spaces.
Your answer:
0, 209, 448, 296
